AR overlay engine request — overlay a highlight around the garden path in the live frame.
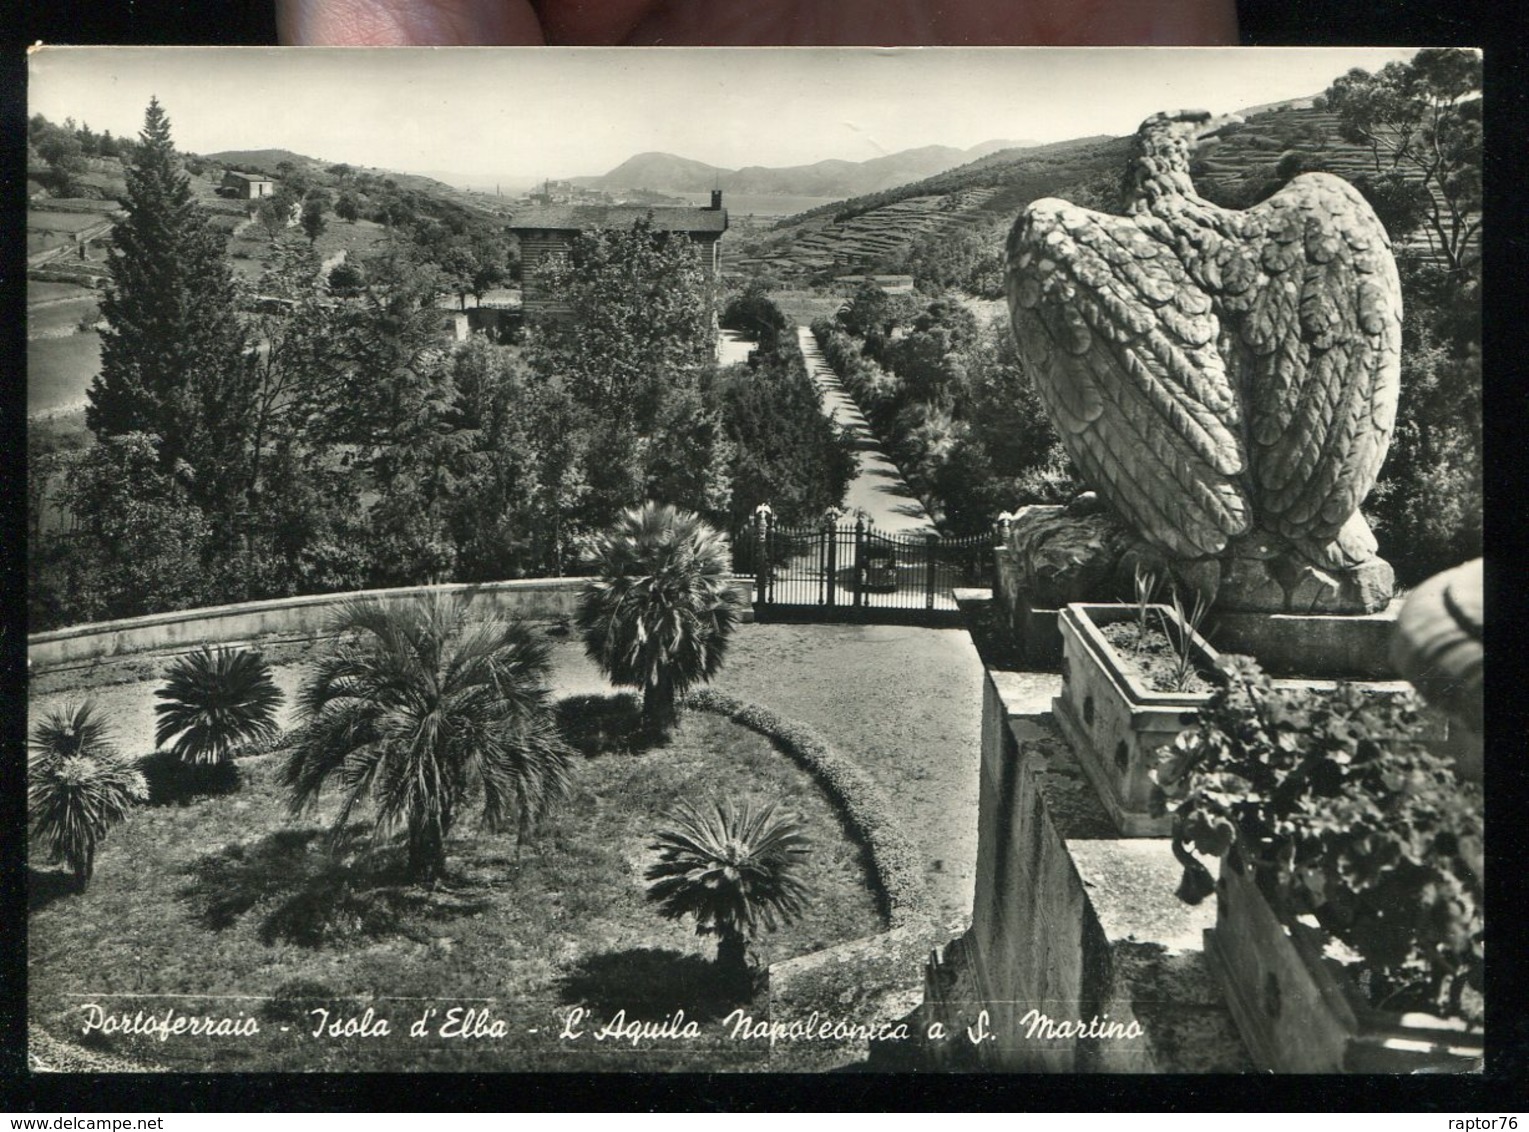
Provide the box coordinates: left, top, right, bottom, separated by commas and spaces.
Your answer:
797, 326, 935, 536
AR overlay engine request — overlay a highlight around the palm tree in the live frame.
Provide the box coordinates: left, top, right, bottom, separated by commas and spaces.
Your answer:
577, 503, 742, 734
155, 646, 284, 764
282, 596, 574, 881
645, 797, 811, 992
29, 701, 148, 892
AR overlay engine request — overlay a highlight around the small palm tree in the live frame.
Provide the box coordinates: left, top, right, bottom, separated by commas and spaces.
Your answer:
283, 596, 574, 881
29, 701, 148, 892
577, 503, 742, 734
155, 646, 284, 765
645, 798, 811, 992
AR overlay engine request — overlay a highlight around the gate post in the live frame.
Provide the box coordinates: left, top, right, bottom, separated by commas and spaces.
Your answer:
753, 504, 773, 607
926, 532, 938, 610
853, 517, 866, 609
824, 514, 838, 608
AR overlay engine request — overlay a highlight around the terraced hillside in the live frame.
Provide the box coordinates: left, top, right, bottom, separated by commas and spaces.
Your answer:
1193, 102, 1478, 268
738, 98, 1477, 283
738, 135, 1127, 279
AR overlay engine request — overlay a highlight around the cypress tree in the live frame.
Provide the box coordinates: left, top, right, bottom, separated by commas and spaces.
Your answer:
87, 97, 252, 516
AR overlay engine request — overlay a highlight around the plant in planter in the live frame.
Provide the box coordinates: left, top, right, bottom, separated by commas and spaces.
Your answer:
1130, 563, 1157, 654
1053, 597, 1221, 836
1157, 585, 1210, 694
1153, 655, 1484, 1071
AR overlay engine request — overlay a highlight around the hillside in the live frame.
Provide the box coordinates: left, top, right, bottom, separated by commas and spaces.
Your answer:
737, 134, 1126, 278
205, 148, 468, 200
574, 139, 1034, 201
741, 98, 1464, 281
202, 147, 326, 173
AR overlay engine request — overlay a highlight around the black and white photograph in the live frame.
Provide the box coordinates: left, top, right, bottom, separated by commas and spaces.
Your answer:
24, 44, 1484, 1076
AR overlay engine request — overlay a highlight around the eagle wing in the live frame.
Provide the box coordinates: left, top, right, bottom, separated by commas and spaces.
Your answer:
1224, 174, 1402, 553
1005, 198, 1252, 559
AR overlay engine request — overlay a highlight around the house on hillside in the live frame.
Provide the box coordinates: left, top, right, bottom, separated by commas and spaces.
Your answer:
509, 191, 728, 315
220, 171, 276, 199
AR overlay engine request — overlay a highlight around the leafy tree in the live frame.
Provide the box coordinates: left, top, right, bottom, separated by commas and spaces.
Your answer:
300, 197, 328, 244
1368, 260, 1482, 582
721, 278, 789, 354
532, 219, 716, 432
645, 797, 810, 993
904, 222, 1005, 297
32, 433, 215, 627
719, 333, 855, 528
283, 597, 573, 880
440, 339, 557, 580
256, 195, 294, 238
29, 702, 148, 892
155, 647, 284, 765
335, 189, 361, 224
577, 503, 741, 734
1320, 48, 1482, 276
86, 97, 253, 518
34, 120, 88, 196
529, 220, 727, 540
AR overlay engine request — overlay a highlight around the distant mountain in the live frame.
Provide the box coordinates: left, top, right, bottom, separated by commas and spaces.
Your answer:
572, 139, 1036, 200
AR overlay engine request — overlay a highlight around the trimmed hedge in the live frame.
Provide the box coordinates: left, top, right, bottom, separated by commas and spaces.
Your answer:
685, 688, 930, 928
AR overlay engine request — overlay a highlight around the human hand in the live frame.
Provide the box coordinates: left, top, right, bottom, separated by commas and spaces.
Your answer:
276, 0, 1238, 46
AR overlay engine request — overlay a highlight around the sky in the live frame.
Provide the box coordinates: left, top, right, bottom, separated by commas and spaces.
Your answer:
28, 47, 1420, 189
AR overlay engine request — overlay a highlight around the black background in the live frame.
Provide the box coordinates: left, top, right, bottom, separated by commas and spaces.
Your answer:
6, 0, 1524, 1115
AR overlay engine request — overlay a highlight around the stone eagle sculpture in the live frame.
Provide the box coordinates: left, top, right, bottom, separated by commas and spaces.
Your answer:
1005, 110, 1402, 611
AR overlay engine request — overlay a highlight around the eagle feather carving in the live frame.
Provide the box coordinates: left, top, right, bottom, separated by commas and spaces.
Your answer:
1005, 110, 1402, 573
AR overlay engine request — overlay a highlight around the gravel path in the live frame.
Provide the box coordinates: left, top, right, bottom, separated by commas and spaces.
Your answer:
30, 620, 986, 932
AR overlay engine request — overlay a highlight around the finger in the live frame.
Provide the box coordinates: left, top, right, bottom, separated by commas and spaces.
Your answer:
277, 0, 546, 44
616, 0, 1238, 46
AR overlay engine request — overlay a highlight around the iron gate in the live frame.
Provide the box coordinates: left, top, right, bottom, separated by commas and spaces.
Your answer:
740, 513, 992, 618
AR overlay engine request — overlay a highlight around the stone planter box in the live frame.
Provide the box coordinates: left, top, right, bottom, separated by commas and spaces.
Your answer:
1053, 603, 1448, 838
1204, 845, 1483, 1073
1053, 602, 1217, 837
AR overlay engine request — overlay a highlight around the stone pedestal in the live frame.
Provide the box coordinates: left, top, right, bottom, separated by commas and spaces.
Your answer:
994, 503, 1396, 630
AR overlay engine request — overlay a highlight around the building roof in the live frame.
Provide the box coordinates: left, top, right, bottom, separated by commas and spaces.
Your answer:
223, 171, 275, 184
509, 204, 727, 235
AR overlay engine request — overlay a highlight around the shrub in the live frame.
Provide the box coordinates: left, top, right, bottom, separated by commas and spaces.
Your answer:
645, 797, 811, 994
28, 701, 148, 892
154, 646, 283, 765
577, 503, 742, 735
284, 596, 574, 881
1153, 656, 1483, 1023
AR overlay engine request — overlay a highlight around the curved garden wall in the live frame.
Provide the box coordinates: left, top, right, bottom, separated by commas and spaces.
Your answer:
29, 578, 755, 673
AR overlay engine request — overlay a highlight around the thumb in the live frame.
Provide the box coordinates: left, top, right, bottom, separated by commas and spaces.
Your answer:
278, 0, 547, 44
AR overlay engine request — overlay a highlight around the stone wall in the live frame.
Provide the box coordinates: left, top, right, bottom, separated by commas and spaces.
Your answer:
906, 640, 1247, 1072
29, 578, 755, 672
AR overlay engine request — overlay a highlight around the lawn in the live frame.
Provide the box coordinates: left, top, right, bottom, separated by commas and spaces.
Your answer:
28, 698, 885, 1073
